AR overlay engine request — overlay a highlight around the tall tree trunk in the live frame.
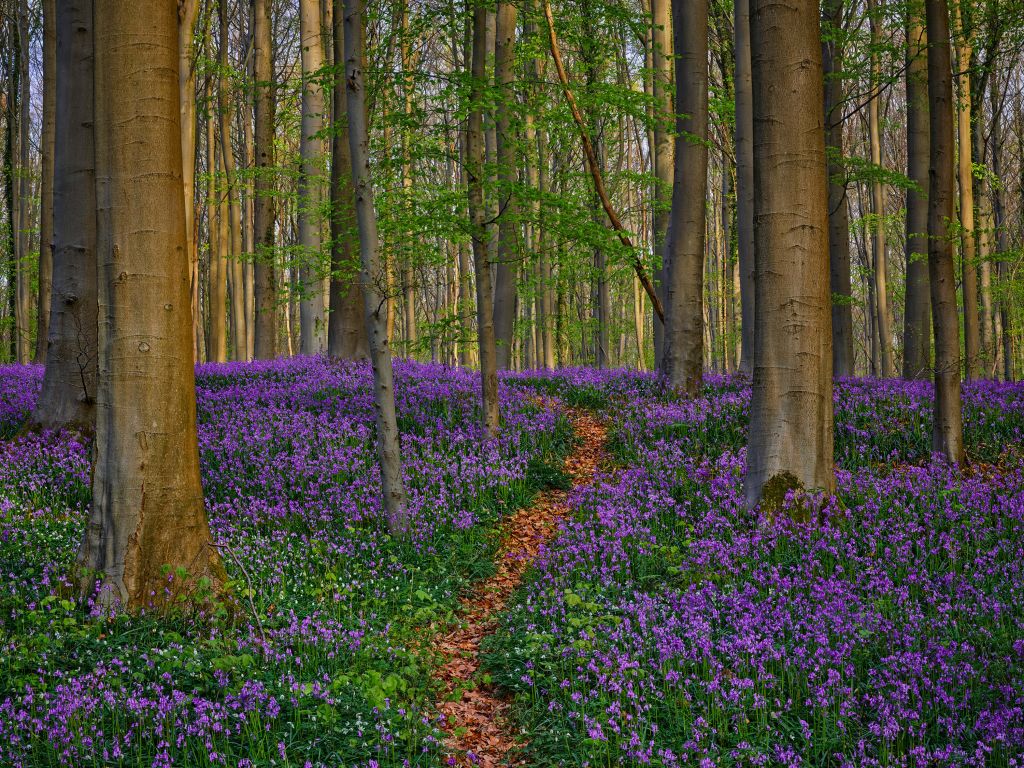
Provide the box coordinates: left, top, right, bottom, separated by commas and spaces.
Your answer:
925, 0, 965, 462
952, 2, 980, 379
660, 0, 707, 396
822, 0, 853, 377
179, 0, 201, 364
469, 0, 501, 437
991, 78, 1012, 381
33, 0, 98, 431
299, 0, 328, 355
208, 83, 228, 363
343, 0, 409, 532
734, 0, 755, 375
399, 0, 417, 356
81, 0, 225, 609
35, 0, 56, 364
903, 11, 931, 379
15, 0, 31, 364
328, 0, 369, 360
492, 0, 519, 370
252, 0, 277, 359
650, 0, 672, 367
744, 0, 834, 508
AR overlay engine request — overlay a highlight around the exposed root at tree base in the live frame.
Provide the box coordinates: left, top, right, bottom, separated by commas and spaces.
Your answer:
434, 409, 607, 767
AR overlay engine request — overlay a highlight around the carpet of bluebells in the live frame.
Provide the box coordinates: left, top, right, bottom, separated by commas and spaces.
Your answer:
0, 358, 572, 767
491, 370, 1024, 767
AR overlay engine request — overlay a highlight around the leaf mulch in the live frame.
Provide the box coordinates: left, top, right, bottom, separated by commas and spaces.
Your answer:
433, 409, 607, 767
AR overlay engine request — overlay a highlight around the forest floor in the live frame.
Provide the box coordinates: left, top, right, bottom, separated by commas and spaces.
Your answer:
434, 409, 608, 767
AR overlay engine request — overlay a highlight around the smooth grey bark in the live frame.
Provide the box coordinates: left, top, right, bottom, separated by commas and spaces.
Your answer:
925, 0, 965, 463
252, 0, 277, 359
492, 0, 518, 370
659, 0, 707, 396
822, 0, 853, 378
343, 0, 409, 533
468, 0, 501, 437
15, 0, 31, 364
328, 0, 369, 360
399, 0, 417, 355
299, 0, 328, 355
33, 0, 98, 433
36, 0, 56, 364
903, 11, 931, 379
734, 0, 755, 376
744, 0, 835, 508
650, 0, 672, 368
81, 0, 225, 609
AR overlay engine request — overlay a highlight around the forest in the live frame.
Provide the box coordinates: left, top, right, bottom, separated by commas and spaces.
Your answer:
1, 0, 1024, 764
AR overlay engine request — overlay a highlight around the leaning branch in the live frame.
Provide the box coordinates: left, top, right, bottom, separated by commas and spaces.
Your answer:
542, 0, 665, 323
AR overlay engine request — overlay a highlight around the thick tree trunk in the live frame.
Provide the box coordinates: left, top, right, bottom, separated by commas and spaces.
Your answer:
492, 1, 518, 370
903, 13, 931, 379
822, 0, 853, 377
734, 0, 755, 376
744, 0, 834, 508
469, 0, 501, 437
81, 0, 225, 609
328, 0, 369, 360
650, 0, 672, 367
925, 0, 965, 462
343, 0, 409, 532
299, 0, 328, 355
252, 0, 277, 359
33, 0, 99, 432
35, 0, 56, 364
660, 0, 707, 396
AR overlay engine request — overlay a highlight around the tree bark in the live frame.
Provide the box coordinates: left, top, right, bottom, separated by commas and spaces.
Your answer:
178, 0, 202, 364
33, 0, 99, 432
208, 74, 228, 364
660, 0, 707, 396
399, 0, 418, 356
343, 0, 410, 532
734, 0, 755, 376
81, 0, 225, 609
15, 0, 31, 364
328, 0, 369, 360
651, 0, 672, 368
469, 0, 501, 437
252, 0, 277, 359
744, 0, 834, 508
299, 0, 328, 355
925, 0, 965, 462
36, 0, 57, 364
903, 11, 931, 379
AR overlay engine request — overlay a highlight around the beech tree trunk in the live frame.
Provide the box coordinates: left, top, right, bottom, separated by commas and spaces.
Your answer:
35, 0, 56, 364
468, 0, 501, 438
492, 0, 518, 370
903, 11, 931, 379
660, 0, 707, 396
649, 0, 671, 366
208, 81, 228, 364
343, 0, 410, 532
734, 0, 755, 376
328, 0, 369, 360
179, 0, 201, 363
252, 0, 277, 359
925, 0, 965, 463
299, 0, 328, 355
400, 0, 417, 356
745, 0, 834, 508
80, 0, 225, 609
33, 0, 98, 432
15, 0, 31, 364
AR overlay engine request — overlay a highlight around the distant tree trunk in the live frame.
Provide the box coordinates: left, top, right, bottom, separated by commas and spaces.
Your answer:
399, 0, 418, 356
81, 0, 225, 609
220, 0, 247, 361
343, 0, 409, 532
328, 0, 369, 360
208, 82, 228, 364
925, 0, 965, 463
651, 0, 672, 367
952, 2, 980, 380
734, 0, 754, 376
660, 0, 707, 396
822, 0, 853, 377
299, 0, 328, 355
33, 0, 98, 432
492, 0, 518, 370
15, 0, 31, 364
35, 0, 56, 364
990, 80, 1012, 381
468, 0, 501, 437
903, 12, 931, 379
179, 0, 201, 363
744, 0, 834, 508
252, 0, 277, 359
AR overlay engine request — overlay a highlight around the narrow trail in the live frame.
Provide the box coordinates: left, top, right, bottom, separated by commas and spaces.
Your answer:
434, 409, 608, 767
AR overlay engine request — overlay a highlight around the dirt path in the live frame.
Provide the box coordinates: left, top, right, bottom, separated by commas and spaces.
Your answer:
434, 409, 607, 767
